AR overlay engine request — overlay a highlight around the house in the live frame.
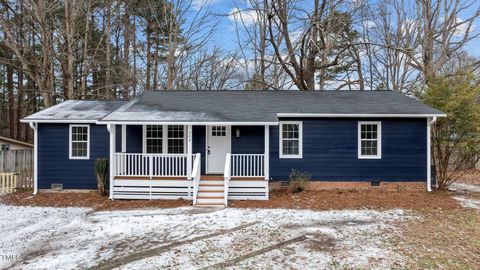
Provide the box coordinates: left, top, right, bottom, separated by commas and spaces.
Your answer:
22, 90, 445, 206
0, 136, 33, 151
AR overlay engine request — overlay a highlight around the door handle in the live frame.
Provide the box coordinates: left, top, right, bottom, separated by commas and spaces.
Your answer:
207, 146, 211, 155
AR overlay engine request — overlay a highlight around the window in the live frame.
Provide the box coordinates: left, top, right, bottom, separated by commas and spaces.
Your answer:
1, 144, 10, 151
168, 125, 185, 154
279, 121, 302, 158
145, 125, 163, 153
69, 125, 89, 159
144, 125, 185, 154
211, 126, 226, 136
358, 121, 381, 159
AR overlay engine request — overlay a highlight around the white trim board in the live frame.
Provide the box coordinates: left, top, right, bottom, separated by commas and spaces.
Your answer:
69, 124, 90, 160
357, 121, 382, 159
277, 113, 446, 118
279, 121, 303, 159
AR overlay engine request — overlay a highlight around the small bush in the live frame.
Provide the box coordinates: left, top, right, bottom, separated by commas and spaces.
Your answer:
95, 158, 109, 196
288, 169, 310, 193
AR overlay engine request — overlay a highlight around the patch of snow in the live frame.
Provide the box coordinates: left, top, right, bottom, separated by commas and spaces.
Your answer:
0, 205, 409, 270
453, 196, 480, 209
450, 183, 480, 193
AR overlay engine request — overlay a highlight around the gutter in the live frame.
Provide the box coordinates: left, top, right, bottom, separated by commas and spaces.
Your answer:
427, 117, 437, 192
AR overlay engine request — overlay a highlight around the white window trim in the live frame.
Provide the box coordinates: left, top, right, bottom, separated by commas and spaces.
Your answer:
279, 121, 303, 159
358, 121, 382, 159
142, 125, 187, 154
69, 124, 90, 160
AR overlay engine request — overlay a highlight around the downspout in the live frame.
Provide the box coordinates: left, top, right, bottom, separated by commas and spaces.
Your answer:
107, 124, 115, 200
28, 122, 38, 195
427, 117, 437, 192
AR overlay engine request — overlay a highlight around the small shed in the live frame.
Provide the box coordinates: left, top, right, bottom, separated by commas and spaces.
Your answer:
0, 136, 33, 151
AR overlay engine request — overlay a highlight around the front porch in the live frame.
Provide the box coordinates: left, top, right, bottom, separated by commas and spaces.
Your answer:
106, 124, 271, 206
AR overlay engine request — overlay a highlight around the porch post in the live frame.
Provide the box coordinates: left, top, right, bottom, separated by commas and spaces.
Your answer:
107, 124, 116, 200
121, 124, 127, 152
187, 125, 193, 179
264, 125, 269, 180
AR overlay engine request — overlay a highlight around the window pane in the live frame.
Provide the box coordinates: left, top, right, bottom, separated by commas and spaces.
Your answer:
361, 140, 377, 156
282, 140, 299, 155
146, 138, 162, 153
168, 139, 184, 154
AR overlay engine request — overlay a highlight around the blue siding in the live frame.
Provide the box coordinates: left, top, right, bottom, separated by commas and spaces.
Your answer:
37, 119, 427, 189
192, 126, 206, 174
38, 123, 110, 189
126, 125, 143, 153
269, 118, 427, 182
231, 126, 264, 154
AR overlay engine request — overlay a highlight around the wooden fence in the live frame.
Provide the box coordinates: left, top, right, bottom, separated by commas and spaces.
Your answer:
0, 149, 33, 190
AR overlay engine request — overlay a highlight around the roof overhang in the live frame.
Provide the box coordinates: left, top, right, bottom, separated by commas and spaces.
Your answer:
96, 121, 279, 126
20, 119, 99, 124
277, 113, 447, 118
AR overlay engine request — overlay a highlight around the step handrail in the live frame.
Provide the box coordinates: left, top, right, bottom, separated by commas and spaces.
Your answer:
191, 153, 201, 206
223, 153, 231, 206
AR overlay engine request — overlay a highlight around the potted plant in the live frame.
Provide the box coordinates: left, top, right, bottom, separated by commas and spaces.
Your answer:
95, 158, 109, 195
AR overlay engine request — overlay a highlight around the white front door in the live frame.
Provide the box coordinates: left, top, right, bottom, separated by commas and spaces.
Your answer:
206, 126, 231, 174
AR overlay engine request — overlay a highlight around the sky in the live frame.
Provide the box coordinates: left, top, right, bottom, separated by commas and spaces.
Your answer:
187, 0, 480, 57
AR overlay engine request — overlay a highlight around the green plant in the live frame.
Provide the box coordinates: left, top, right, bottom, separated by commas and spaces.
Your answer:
420, 74, 480, 189
95, 158, 109, 196
288, 169, 310, 192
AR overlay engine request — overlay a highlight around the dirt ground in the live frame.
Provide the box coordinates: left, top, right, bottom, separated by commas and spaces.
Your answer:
230, 189, 461, 210
2, 188, 462, 211
0, 191, 190, 211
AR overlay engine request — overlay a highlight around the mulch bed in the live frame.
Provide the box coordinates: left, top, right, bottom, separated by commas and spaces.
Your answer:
1, 188, 461, 211
0, 191, 190, 211
229, 189, 461, 211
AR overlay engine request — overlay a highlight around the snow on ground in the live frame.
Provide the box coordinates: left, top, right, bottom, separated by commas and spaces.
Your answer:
0, 205, 409, 270
453, 196, 480, 209
450, 182, 480, 210
450, 182, 480, 193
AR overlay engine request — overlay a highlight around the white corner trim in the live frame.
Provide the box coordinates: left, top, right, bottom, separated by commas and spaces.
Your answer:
358, 121, 382, 159
279, 121, 303, 159
69, 124, 90, 160
277, 113, 446, 118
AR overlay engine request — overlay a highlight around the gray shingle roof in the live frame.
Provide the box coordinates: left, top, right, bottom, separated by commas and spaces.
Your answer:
23, 100, 128, 122
23, 90, 445, 123
99, 90, 445, 123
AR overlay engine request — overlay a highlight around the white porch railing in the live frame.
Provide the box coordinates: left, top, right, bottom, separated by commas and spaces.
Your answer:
191, 153, 201, 205
114, 153, 198, 178
224, 153, 231, 206
230, 154, 265, 178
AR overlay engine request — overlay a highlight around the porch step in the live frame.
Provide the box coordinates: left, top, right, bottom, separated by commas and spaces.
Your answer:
198, 185, 224, 192
195, 202, 225, 207
197, 192, 224, 197
199, 180, 225, 186
196, 197, 224, 204
200, 175, 224, 180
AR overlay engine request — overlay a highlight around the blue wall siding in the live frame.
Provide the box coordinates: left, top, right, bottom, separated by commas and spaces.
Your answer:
38, 123, 110, 189
231, 126, 264, 154
269, 118, 427, 182
126, 125, 143, 153
192, 126, 206, 174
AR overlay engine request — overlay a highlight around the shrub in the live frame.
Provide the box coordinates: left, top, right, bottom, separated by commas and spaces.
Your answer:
95, 158, 109, 196
288, 169, 311, 192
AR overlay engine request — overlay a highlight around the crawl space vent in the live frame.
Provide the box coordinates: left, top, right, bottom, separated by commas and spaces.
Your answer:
370, 181, 381, 187
51, 183, 63, 191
